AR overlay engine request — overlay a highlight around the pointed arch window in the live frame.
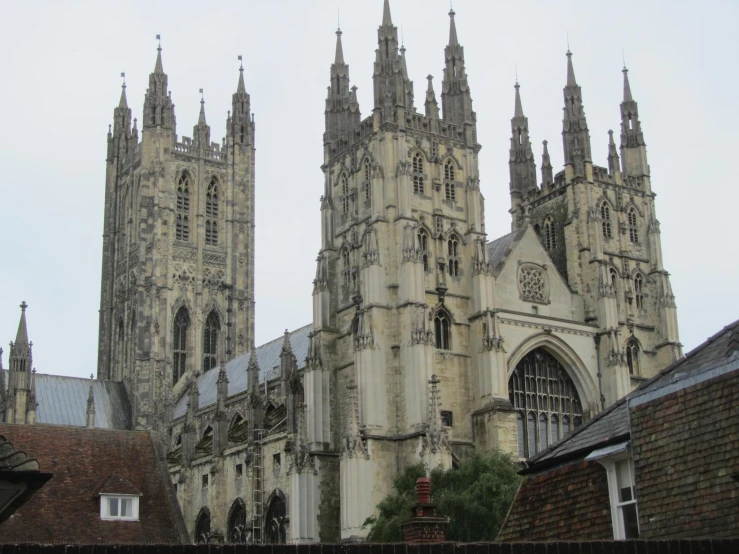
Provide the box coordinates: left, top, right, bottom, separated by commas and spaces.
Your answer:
628, 208, 639, 244
205, 179, 219, 246
203, 311, 220, 372
412, 152, 425, 195
363, 160, 371, 201
544, 216, 556, 251
418, 228, 430, 272
508, 348, 583, 458
173, 308, 190, 385
448, 234, 460, 277
601, 201, 612, 239
176, 174, 191, 241
340, 174, 349, 214
444, 160, 456, 201
195, 509, 211, 544
434, 308, 451, 350
626, 339, 640, 375
227, 499, 248, 543
342, 248, 351, 287
634, 274, 644, 310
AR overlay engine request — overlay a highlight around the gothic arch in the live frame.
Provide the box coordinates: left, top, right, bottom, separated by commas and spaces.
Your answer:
230, 412, 245, 427
194, 506, 212, 544
506, 332, 599, 414
227, 498, 248, 543
441, 152, 464, 169
264, 489, 288, 544
170, 295, 194, 319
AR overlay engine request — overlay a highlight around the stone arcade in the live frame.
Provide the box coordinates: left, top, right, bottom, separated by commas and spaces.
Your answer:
0, 0, 681, 545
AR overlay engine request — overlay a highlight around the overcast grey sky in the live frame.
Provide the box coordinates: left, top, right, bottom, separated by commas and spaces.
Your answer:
1, 0, 737, 379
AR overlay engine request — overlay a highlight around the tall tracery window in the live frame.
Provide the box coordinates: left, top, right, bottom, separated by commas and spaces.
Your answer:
626, 339, 640, 375
447, 234, 460, 277
601, 201, 612, 239
628, 208, 639, 244
205, 178, 219, 246
634, 274, 644, 310
342, 248, 351, 287
195, 509, 211, 544
203, 311, 220, 372
227, 499, 248, 543
341, 174, 350, 214
444, 160, 456, 201
544, 216, 556, 251
434, 308, 451, 350
173, 308, 190, 385
265, 495, 287, 544
363, 160, 371, 201
509, 348, 583, 458
176, 174, 191, 241
418, 228, 430, 272
412, 152, 425, 195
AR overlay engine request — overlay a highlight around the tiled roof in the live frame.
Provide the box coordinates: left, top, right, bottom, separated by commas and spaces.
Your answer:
1, 371, 131, 430
174, 323, 312, 419
0, 425, 184, 544
525, 318, 739, 471
487, 227, 526, 276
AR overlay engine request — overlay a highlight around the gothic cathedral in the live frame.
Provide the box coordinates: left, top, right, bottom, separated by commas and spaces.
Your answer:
1, 0, 681, 545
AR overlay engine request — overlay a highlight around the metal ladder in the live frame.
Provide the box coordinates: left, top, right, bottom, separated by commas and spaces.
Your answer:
251, 428, 264, 544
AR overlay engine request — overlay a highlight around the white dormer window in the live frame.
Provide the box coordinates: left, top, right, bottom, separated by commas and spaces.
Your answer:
100, 494, 140, 521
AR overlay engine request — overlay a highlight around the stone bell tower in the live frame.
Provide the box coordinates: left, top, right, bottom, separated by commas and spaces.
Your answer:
97, 41, 256, 429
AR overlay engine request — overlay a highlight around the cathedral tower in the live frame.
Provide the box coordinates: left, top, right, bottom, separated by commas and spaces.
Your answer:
97, 43, 256, 429
509, 54, 681, 403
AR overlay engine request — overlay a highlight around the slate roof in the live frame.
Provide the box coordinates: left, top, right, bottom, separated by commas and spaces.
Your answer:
0, 425, 185, 544
487, 227, 526, 277
173, 323, 312, 419
1, 371, 131, 430
523, 319, 739, 473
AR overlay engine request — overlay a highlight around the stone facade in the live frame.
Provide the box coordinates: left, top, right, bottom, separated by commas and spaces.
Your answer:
2, 0, 683, 546
96, 45, 256, 429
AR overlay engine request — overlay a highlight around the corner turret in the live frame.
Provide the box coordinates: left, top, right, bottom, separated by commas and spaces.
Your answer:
441, 8, 477, 145
561, 50, 592, 178
619, 66, 649, 178
143, 38, 176, 130
325, 28, 360, 144
229, 56, 254, 146
509, 82, 538, 229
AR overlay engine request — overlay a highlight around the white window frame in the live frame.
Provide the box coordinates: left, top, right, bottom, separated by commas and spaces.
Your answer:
100, 494, 140, 521
587, 443, 639, 540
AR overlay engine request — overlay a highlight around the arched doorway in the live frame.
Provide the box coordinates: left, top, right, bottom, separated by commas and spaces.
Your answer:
265, 492, 287, 544
227, 498, 248, 543
195, 507, 211, 544
508, 348, 583, 458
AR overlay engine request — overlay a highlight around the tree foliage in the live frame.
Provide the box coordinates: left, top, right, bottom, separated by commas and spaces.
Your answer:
363, 451, 522, 542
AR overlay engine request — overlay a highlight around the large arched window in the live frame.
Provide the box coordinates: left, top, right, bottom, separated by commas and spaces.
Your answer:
203, 311, 220, 372
447, 234, 460, 277
509, 348, 583, 458
634, 273, 645, 310
434, 308, 451, 350
418, 228, 430, 272
195, 508, 211, 544
205, 178, 219, 246
628, 208, 639, 244
265, 493, 287, 544
340, 174, 349, 214
412, 152, 425, 195
444, 160, 456, 201
227, 499, 248, 543
176, 174, 191, 241
544, 216, 556, 251
601, 201, 612, 239
173, 308, 190, 385
626, 339, 640, 376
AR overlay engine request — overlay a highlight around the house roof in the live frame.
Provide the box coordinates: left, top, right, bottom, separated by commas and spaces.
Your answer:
523, 319, 739, 474
1, 371, 131, 430
0, 425, 185, 544
487, 227, 527, 276
174, 323, 312, 419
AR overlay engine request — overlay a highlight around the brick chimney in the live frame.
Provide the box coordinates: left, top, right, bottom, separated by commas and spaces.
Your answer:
401, 477, 448, 543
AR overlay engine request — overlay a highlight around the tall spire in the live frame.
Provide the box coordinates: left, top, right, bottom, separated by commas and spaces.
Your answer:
335, 27, 345, 65
441, 7, 476, 144
620, 66, 648, 177
509, 82, 538, 227
194, 91, 210, 146
326, 27, 360, 143
373, 0, 406, 118
198, 96, 207, 126
9, 301, 32, 376
112, 74, 132, 141
118, 80, 128, 109
143, 36, 175, 130
231, 56, 253, 146
561, 49, 591, 177
425, 75, 439, 119
15, 301, 29, 347
382, 0, 393, 26
607, 130, 621, 176
541, 140, 554, 187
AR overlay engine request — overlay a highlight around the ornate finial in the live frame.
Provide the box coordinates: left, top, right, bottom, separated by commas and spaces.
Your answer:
515, 63, 518, 85
338, 7, 340, 31
156, 34, 161, 51
566, 32, 570, 53
622, 47, 627, 70
199, 88, 204, 102
401, 25, 404, 48
121, 72, 126, 87
238, 54, 243, 70
20, 301, 28, 312
90, 373, 94, 380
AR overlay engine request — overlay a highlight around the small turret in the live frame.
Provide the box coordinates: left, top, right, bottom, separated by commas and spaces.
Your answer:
113, 76, 132, 140
425, 75, 439, 119
143, 37, 176, 130
541, 140, 554, 188
509, 82, 538, 228
7, 302, 34, 424
619, 66, 649, 178
86, 374, 96, 429
607, 130, 621, 179
9, 301, 32, 376
441, 8, 476, 144
193, 91, 211, 147
230, 57, 254, 146
561, 50, 592, 178
325, 28, 361, 143
372, 0, 408, 122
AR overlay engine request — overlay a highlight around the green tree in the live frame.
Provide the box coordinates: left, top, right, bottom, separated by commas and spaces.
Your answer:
363, 451, 522, 542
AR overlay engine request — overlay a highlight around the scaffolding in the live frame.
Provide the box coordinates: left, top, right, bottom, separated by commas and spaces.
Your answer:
251, 428, 264, 545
